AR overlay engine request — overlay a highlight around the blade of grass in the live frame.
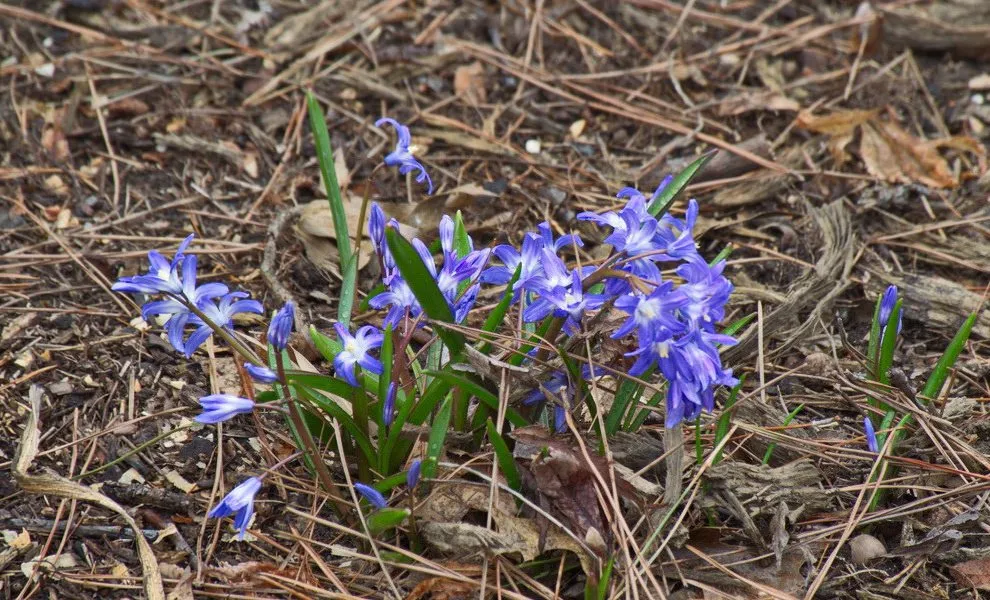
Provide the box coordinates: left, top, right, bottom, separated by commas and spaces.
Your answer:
306, 91, 355, 327
920, 312, 977, 403
761, 402, 803, 465
486, 419, 522, 492
422, 394, 453, 480
425, 370, 528, 427
385, 228, 465, 355
713, 375, 746, 465
647, 151, 714, 217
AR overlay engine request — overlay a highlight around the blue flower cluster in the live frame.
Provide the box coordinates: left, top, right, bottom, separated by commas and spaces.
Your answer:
368, 203, 490, 327
367, 119, 738, 428
112, 234, 264, 357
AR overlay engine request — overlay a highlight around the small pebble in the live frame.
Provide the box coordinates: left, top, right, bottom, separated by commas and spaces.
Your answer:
525, 139, 541, 154
850, 533, 886, 564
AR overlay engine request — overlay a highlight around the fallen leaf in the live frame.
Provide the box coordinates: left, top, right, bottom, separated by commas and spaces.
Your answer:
797, 108, 984, 188
406, 577, 475, 600
453, 61, 486, 105
952, 557, 990, 590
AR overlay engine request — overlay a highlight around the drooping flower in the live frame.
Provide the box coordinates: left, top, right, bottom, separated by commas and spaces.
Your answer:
244, 363, 278, 384
376, 117, 433, 194
112, 234, 195, 296
382, 382, 397, 427
406, 459, 422, 489
181, 291, 264, 357
878, 285, 902, 338
354, 482, 387, 510
333, 324, 384, 386
195, 394, 255, 423
369, 274, 422, 327
208, 477, 262, 540
554, 405, 568, 433
268, 302, 295, 351
864, 416, 878, 453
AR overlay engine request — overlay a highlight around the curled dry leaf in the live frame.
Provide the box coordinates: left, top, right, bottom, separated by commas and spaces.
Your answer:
453, 61, 486, 105
797, 108, 985, 188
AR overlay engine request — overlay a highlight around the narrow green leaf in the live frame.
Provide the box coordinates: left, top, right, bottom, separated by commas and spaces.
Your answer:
626, 389, 664, 432
284, 371, 355, 398
486, 419, 521, 492
597, 556, 615, 600
709, 244, 733, 266
606, 374, 648, 436
761, 401, 803, 465
422, 394, 453, 480
713, 375, 745, 465
722, 313, 755, 337
367, 507, 411, 534
876, 299, 901, 386
648, 152, 714, 217
425, 370, 528, 427
452, 211, 472, 258
309, 324, 343, 362
294, 386, 377, 465
866, 293, 883, 380
306, 91, 354, 326
385, 228, 465, 355
920, 312, 977, 403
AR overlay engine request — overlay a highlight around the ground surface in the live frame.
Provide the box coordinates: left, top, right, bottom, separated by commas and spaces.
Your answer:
1, 1, 989, 599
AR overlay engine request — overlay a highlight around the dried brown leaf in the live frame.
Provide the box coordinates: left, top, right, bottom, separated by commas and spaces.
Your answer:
453, 61, 486, 105
952, 557, 990, 590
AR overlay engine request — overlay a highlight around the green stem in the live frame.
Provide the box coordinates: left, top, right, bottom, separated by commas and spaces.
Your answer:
351, 379, 371, 482
275, 355, 351, 519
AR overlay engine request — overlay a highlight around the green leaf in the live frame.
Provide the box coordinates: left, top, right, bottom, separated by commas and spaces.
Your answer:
761, 401, 803, 465
385, 228, 465, 355
605, 374, 648, 436
721, 312, 755, 337
306, 91, 354, 327
422, 394, 453, 480
486, 419, 521, 492
597, 556, 615, 600
876, 299, 901, 386
425, 369, 528, 427
309, 325, 343, 362
647, 152, 714, 217
625, 389, 664, 432
366, 507, 411, 535
713, 375, 745, 465
920, 312, 977, 403
294, 385, 377, 466
284, 371, 355, 398
452, 211, 472, 259
709, 244, 734, 266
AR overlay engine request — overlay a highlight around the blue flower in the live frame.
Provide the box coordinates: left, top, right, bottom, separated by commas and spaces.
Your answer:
181, 291, 264, 357
139, 254, 228, 323
864, 416, 878, 453
369, 275, 422, 327
676, 255, 733, 330
208, 477, 262, 540
406, 459, 422, 489
333, 324, 384, 386
268, 302, 295, 351
523, 257, 606, 333
554, 405, 568, 433
612, 281, 687, 340
195, 394, 255, 423
354, 482, 387, 510
376, 117, 433, 194
878, 285, 902, 337
382, 382, 397, 427
112, 234, 195, 296
244, 363, 278, 384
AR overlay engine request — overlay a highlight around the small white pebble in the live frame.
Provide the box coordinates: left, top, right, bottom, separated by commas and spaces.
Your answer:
34, 63, 55, 78
525, 139, 541, 154
972, 94, 985, 105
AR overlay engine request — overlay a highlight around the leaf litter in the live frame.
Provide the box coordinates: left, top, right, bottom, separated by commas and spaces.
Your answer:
2, 1, 989, 598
